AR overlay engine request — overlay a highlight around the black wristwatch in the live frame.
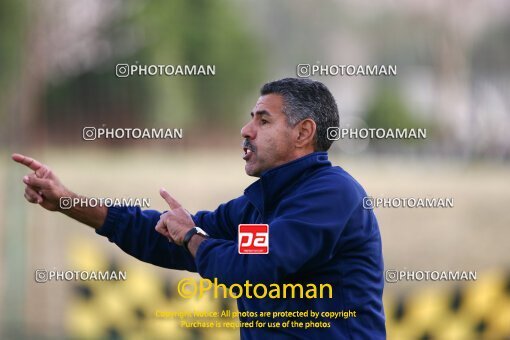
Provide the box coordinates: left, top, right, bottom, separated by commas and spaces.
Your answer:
183, 226, 209, 254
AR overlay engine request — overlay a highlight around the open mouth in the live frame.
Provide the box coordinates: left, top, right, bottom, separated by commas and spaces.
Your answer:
243, 147, 254, 161
242, 140, 255, 161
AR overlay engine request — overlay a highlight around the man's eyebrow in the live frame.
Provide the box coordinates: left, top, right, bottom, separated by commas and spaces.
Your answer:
250, 110, 272, 118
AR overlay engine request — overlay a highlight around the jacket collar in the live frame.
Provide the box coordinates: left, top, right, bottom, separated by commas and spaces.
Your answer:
244, 152, 331, 216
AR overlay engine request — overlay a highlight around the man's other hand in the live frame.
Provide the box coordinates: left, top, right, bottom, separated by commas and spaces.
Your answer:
12, 153, 70, 212
155, 188, 195, 245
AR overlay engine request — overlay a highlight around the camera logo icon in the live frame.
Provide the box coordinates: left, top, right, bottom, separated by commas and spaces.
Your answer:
35, 270, 48, 283
327, 127, 340, 141
385, 270, 398, 283
362, 196, 374, 210
60, 197, 73, 210
296, 64, 311, 78
116, 64, 130, 78
82, 127, 96, 141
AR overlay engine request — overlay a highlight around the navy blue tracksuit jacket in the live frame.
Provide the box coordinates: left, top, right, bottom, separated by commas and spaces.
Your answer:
96, 152, 386, 339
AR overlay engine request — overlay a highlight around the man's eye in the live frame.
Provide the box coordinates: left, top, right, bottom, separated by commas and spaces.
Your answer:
261, 120, 268, 125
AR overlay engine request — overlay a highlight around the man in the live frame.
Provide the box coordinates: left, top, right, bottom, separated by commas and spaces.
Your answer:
14, 78, 386, 339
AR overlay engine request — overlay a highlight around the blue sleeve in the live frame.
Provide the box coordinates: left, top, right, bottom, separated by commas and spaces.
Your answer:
95, 206, 197, 271
191, 198, 243, 241
194, 177, 365, 285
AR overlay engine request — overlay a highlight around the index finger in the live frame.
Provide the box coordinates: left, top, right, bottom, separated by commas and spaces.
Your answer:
159, 188, 181, 210
12, 153, 44, 172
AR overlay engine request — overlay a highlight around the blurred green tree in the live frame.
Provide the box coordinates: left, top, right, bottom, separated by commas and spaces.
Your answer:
0, 0, 26, 143
40, 0, 265, 143
135, 0, 265, 129
364, 83, 434, 148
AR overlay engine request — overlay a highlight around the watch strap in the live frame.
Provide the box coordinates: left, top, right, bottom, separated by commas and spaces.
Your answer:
183, 227, 207, 254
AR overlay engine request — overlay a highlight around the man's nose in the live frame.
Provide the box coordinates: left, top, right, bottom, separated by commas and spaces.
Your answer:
241, 120, 256, 140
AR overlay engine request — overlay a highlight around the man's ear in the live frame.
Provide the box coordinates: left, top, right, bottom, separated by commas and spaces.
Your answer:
295, 118, 316, 148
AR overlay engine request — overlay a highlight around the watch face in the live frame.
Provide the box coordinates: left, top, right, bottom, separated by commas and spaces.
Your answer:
195, 227, 208, 237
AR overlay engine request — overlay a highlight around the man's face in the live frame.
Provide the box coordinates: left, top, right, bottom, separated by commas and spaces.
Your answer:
241, 94, 297, 177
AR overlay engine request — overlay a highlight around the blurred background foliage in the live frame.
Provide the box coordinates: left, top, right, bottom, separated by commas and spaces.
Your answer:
1, 0, 265, 146
1, 0, 508, 156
